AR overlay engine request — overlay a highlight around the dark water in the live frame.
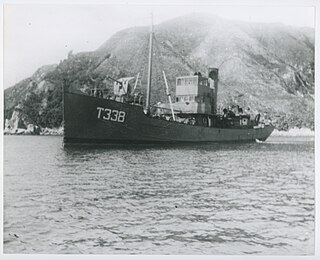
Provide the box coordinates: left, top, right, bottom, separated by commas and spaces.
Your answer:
3, 135, 314, 254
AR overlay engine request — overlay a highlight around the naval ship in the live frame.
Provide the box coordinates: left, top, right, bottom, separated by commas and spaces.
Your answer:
63, 23, 274, 144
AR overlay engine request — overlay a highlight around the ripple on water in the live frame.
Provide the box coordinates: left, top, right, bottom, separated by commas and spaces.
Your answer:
3, 135, 315, 254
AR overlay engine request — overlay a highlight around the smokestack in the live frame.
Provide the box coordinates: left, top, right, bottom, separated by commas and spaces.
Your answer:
208, 68, 219, 114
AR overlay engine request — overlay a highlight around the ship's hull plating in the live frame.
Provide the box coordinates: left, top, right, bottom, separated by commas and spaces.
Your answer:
64, 92, 274, 144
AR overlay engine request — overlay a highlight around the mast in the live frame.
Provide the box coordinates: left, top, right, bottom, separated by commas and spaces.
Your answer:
146, 14, 153, 111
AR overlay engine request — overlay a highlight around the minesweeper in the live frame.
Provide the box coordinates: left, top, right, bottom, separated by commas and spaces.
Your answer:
63, 22, 274, 144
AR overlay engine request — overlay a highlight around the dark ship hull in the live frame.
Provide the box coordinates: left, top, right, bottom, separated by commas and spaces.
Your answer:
63, 91, 274, 144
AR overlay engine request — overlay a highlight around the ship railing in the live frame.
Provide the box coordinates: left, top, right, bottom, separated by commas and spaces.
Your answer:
83, 91, 145, 106
150, 105, 182, 115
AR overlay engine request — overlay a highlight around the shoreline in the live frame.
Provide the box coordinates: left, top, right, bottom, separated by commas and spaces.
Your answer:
4, 127, 314, 137
271, 128, 314, 137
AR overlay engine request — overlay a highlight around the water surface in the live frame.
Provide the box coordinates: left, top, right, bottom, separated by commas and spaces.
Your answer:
3, 135, 314, 254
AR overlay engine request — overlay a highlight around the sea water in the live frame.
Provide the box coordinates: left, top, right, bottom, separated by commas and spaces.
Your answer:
3, 135, 314, 254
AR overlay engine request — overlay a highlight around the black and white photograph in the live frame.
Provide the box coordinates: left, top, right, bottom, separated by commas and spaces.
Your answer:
1, 0, 318, 257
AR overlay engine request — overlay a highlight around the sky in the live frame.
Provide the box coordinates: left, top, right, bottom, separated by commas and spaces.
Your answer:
2, 1, 316, 88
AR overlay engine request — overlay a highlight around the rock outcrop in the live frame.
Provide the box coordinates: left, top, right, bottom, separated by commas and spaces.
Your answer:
4, 104, 41, 135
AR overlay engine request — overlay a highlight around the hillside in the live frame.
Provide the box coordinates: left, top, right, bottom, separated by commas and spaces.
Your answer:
4, 13, 315, 130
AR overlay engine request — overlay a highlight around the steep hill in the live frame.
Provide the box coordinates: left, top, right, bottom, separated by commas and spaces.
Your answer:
4, 13, 314, 130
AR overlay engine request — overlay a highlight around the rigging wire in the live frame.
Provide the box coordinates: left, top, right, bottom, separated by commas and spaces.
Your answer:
152, 36, 187, 112
136, 33, 152, 93
155, 37, 197, 73
152, 35, 171, 102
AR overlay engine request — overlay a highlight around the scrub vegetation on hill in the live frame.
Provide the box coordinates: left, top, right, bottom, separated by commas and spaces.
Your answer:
4, 14, 314, 130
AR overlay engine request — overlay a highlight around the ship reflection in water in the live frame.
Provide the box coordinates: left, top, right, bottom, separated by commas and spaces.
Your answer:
4, 135, 314, 254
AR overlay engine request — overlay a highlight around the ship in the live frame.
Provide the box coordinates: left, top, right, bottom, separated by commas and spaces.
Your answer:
63, 21, 274, 144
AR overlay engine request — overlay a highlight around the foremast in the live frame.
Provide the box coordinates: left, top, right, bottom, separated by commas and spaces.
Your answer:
145, 14, 154, 112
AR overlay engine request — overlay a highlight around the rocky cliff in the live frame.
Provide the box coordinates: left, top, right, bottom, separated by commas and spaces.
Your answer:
4, 13, 314, 130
